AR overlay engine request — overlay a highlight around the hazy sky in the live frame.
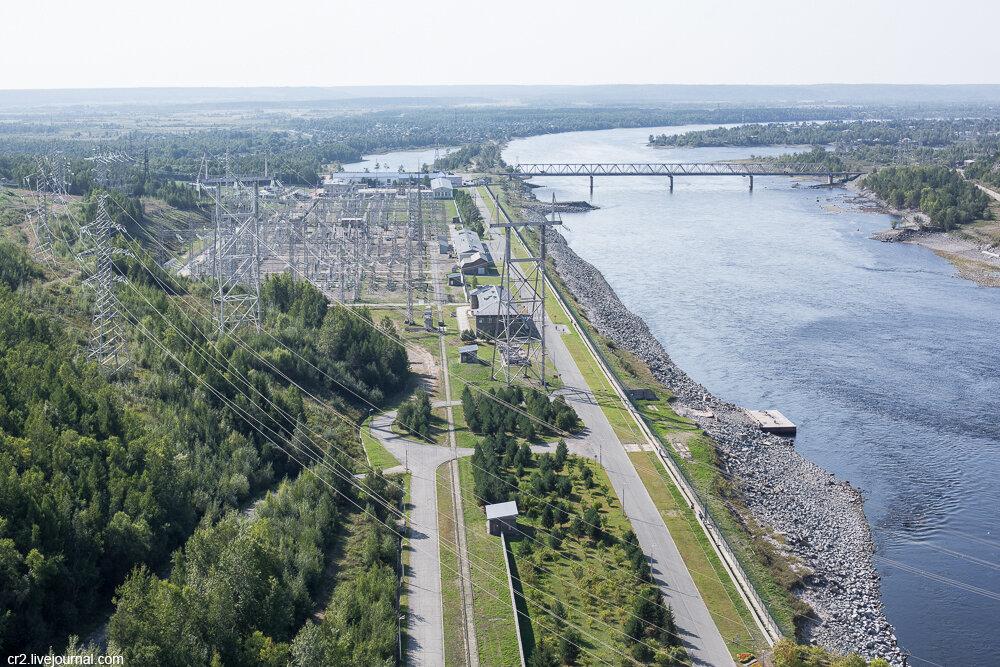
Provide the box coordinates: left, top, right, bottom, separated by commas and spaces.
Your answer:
2, 0, 997, 89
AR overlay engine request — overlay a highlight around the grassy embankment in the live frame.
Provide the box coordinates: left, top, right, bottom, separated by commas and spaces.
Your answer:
438, 463, 471, 667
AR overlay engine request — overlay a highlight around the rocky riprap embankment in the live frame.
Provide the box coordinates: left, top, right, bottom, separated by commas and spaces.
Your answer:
534, 216, 904, 665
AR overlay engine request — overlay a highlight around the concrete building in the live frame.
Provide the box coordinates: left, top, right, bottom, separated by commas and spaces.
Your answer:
458, 344, 479, 363
324, 171, 422, 185
485, 501, 519, 536
432, 171, 463, 187
430, 177, 454, 199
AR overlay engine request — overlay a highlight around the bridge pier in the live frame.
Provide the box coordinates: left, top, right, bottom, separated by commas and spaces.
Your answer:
589, 174, 593, 197
748, 174, 753, 191
668, 174, 673, 192
828, 173, 834, 185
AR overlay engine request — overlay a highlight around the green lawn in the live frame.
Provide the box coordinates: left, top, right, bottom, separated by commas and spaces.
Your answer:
362, 416, 402, 469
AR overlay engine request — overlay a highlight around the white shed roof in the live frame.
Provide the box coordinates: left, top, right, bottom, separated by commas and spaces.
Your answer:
485, 501, 518, 520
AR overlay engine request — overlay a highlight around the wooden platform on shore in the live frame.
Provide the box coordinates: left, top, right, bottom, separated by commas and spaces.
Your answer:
745, 409, 796, 435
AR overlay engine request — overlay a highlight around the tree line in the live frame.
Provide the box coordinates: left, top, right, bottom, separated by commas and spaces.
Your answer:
454, 189, 485, 236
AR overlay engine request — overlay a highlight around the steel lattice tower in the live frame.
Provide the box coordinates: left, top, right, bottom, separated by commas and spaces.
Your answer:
490, 192, 561, 385
209, 175, 267, 335
404, 187, 420, 324
81, 151, 134, 376
27, 153, 70, 265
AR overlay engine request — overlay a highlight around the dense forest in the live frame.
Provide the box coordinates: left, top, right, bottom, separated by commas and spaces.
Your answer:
108, 466, 402, 666
432, 142, 507, 173
0, 230, 408, 654
650, 118, 1000, 170
863, 166, 991, 229
755, 146, 847, 172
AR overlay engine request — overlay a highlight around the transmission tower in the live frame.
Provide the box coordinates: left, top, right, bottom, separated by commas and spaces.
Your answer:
490, 192, 561, 385
208, 174, 267, 335
26, 153, 70, 264
404, 186, 422, 324
80, 151, 134, 376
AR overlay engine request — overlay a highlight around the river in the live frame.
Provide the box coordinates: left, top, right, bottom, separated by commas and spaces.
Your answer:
501, 126, 1000, 666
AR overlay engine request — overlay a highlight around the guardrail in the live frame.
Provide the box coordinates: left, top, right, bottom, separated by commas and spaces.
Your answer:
483, 183, 787, 644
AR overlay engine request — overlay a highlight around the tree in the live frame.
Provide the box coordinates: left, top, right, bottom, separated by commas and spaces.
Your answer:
396, 388, 431, 439
554, 440, 568, 471
541, 505, 555, 530
558, 627, 581, 665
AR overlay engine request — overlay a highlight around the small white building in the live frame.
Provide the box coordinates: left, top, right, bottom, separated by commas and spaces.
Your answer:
485, 501, 519, 536
430, 177, 454, 200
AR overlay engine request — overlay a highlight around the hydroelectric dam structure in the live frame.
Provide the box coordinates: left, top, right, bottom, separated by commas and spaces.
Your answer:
510, 162, 865, 194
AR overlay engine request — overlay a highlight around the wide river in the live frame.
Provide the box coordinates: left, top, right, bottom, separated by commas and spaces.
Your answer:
498, 126, 998, 665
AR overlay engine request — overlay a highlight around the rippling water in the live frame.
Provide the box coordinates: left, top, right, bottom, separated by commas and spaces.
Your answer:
503, 126, 1000, 665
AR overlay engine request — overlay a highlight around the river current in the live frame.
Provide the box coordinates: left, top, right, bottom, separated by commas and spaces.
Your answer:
498, 126, 1000, 665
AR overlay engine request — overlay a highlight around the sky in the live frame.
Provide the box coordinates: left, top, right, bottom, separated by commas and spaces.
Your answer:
1, 0, 998, 90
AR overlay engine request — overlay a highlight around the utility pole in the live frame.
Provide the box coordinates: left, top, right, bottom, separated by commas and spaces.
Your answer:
405, 187, 415, 324
27, 153, 69, 265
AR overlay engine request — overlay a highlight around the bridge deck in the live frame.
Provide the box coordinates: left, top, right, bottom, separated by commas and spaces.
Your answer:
512, 162, 862, 177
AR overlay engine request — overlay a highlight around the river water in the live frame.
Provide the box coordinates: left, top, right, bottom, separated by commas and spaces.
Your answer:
500, 126, 1000, 665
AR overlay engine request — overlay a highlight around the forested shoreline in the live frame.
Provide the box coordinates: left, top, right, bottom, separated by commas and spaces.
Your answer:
864, 166, 991, 230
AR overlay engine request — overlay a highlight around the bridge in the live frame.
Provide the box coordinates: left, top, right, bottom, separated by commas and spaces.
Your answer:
509, 162, 864, 192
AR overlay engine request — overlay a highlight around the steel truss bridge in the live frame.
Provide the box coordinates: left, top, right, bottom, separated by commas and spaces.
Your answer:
509, 162, 864, 191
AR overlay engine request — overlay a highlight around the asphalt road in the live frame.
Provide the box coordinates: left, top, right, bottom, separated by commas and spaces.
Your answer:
370, 411, 473, 667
